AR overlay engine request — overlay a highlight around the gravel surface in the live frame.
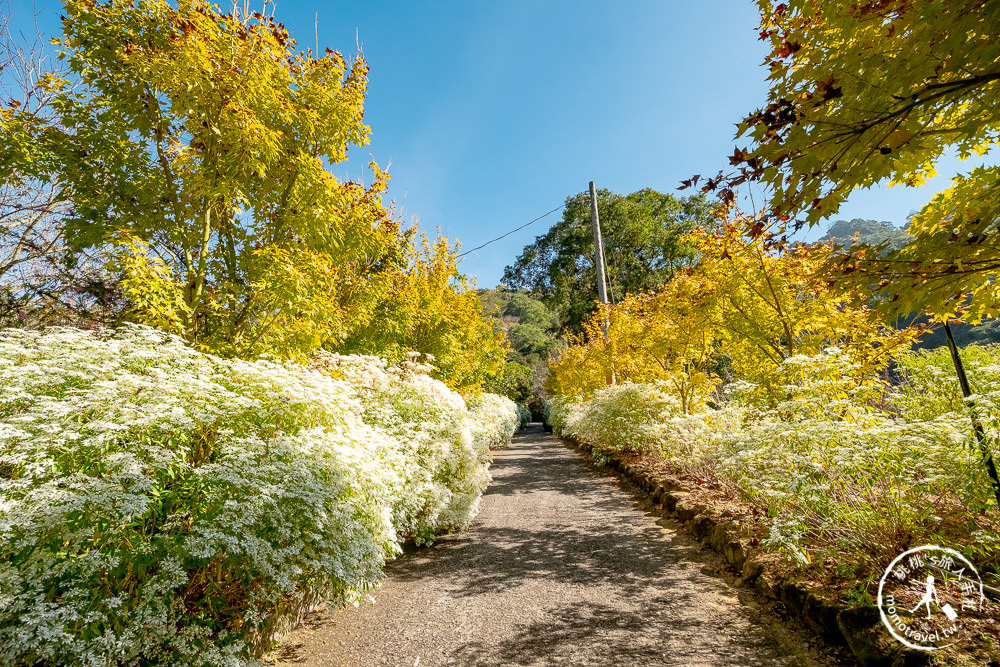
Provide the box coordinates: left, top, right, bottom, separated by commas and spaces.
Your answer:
274, 425, 836, 666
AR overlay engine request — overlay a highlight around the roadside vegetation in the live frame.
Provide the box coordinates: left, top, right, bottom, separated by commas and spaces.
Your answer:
4, 0, 1000, 662
542, 1, 1000, 654
0, 1, 517, 664
0, 326, 516, 664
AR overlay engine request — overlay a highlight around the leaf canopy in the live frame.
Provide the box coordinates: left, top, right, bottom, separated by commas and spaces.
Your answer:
701, 0, 1000, 323
1, 0, 411, 359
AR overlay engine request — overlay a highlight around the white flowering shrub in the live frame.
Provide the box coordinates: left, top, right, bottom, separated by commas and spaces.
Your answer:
715, 412, 991, 563
310, 350, 493, 544
0, 326, 501, 665
554, 382, 689, 453
893, 343, 1000, 421
544, 395, 579, 436
645, 404, 746, 464
731, 348, 886, 425
549, 349, 1000, 566
465, 393, 519, 450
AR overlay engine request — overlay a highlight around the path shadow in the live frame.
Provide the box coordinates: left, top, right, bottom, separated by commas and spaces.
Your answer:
381, 428, 707, 600
448, 598, 791, 667
386, 523, 697, 599
274, 426, 822, 666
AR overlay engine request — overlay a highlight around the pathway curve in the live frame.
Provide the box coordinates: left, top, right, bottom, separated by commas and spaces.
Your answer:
275, 425, 836, 666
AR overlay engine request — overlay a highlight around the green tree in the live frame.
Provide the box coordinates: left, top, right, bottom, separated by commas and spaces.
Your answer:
504, 292, 558, 331
507, 323, 559, 364
704, 0, 1000, 324
485, 360, 533, 405
502, 188, 716, 332
478, 288, 562, 413
478, 288, 562, 363
1, 0, 396, 359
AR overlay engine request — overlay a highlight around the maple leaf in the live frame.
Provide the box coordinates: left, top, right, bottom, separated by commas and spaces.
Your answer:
708, 0, 1000, 329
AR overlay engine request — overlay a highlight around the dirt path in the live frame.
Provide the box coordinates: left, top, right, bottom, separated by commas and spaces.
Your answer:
275, 425, 838, 666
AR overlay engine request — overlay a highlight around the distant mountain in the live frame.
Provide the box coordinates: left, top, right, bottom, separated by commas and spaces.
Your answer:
823, 218, 910, 251
910, 318, 1000, 350
822, 219, 1000, 349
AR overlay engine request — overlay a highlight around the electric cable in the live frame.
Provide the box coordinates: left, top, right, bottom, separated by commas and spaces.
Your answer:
456, 204, 565, 258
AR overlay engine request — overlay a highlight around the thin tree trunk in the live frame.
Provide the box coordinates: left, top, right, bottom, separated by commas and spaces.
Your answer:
943, 320, 1000, 507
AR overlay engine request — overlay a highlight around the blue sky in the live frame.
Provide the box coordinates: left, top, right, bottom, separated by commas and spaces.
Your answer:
7, 0, 986, 287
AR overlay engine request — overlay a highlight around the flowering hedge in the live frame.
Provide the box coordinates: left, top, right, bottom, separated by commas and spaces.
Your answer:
548, 383, 687, 453
548, 348, 999, 567
465, 393, 520, 450
893, 343, 1000, 421
0, 326, 514, 665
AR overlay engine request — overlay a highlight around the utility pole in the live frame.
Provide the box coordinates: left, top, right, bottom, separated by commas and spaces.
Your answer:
589, 181, 609, 306
589, 181, 614, 385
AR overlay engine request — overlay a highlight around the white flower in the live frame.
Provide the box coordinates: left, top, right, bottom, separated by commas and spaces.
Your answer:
0, 324, 508, 664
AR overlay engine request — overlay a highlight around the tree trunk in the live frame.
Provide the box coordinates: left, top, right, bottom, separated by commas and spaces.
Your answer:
943, 320, 1000, 507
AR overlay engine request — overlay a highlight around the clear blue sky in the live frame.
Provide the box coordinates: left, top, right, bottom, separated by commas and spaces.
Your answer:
7, 0, 986, 287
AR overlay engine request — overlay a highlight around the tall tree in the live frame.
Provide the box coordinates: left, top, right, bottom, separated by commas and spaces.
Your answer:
502, 188, 716, 332
1, 0, 396, 359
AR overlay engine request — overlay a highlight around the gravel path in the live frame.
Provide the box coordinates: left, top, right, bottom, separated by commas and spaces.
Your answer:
275, 425, 835, 666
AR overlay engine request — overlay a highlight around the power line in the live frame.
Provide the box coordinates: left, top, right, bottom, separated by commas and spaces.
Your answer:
456, 204, 565, 258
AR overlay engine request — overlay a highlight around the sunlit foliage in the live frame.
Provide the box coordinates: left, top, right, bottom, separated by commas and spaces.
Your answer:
2, 0, 395, 358
548, 349, 999, 570
695, 0, 1000, 323
548, 219, 916, 406
340, 235, 508, 394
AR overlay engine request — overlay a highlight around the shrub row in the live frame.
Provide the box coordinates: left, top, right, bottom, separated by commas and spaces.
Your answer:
548, 348, 999, 570
465, 393, 520, 450
0, 325, 517, 666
